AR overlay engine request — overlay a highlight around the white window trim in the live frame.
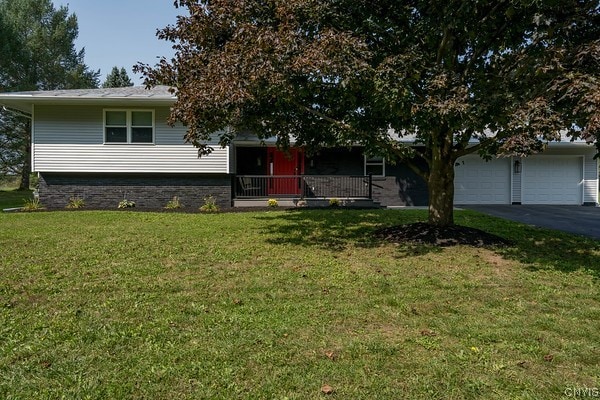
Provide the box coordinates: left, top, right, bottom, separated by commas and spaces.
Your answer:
364, 155, 385, 177
103, 109, 155, 144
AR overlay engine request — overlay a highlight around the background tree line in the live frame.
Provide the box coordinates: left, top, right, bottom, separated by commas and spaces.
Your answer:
0, 0, 133, 189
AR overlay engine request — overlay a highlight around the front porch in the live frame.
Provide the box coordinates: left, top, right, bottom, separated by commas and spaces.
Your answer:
231, 145, 427, 207
232, 174, 379, 208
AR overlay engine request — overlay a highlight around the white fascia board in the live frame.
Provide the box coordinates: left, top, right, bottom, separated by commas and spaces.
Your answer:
29, 97, 174, 108
0, 93, 175, 114
545, 140, 594, 147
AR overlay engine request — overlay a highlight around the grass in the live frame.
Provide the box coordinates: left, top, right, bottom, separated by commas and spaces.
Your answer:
0, 207, 599, 399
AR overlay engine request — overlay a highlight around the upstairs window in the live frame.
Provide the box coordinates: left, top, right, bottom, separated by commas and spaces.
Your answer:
104, 110, 154, 143
364, 155, 385, 177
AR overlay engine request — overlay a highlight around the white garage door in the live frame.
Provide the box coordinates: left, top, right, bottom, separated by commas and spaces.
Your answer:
522, 156, 582, 204
454, 156, 511, 204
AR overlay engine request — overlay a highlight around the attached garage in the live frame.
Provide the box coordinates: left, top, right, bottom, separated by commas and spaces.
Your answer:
454, 156, 511, 204
521, 156, 583, 205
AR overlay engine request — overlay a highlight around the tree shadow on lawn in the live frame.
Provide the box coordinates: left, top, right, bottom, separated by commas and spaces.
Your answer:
255, 209, 600, 278
458, 212, 600, 279
253, 208, 427, 251
499, 228, 600, 279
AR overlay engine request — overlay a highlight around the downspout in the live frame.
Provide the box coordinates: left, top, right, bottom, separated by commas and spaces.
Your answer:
2, 105, 32, 119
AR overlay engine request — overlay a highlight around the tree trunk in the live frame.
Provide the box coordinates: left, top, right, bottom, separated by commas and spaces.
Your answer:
427, 142, 456, 227
18, 120, 31, 190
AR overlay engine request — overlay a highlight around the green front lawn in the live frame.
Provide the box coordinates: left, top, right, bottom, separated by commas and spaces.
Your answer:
0, 208, 598, 399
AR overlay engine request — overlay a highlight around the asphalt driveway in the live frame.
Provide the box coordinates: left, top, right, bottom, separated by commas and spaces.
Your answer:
464, 205, 600, 240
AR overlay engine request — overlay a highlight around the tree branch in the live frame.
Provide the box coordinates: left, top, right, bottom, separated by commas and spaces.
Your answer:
436, 27, 452, 65
453, 130, 512, 158
401, 151, 429, 180
291, 100, 353, 131
461, 1, 509, 78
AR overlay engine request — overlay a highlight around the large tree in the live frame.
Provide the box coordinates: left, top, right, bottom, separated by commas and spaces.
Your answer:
137, 0, 599, 226
0, 0, 100, 189
102, 66, 134, 88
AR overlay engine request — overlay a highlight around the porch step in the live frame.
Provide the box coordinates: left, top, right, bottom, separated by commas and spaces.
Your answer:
233, 198, 381, 209
234, 198, 299, 207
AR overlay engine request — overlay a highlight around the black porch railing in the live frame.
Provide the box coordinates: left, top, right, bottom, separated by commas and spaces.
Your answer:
235, 175, 373, 199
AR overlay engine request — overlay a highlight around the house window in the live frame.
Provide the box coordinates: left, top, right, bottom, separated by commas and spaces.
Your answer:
365, 155, 385, 176
104, 110, 154, 143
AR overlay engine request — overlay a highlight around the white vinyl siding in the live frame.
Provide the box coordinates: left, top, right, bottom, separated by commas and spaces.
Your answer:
155, 108, 185, 145
583, 154, 598, 204
33, 144, 229, 173
32, 105, 229, 174
35, 105, 184, 145
34, 105, 102, 144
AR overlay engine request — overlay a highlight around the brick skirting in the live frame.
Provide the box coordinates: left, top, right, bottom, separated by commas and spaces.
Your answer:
38, 173, 232, 210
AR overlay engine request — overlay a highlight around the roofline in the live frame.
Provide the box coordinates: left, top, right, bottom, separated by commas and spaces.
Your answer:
0, 93, 176, 101
544, 140, 593, 146
0, 85, 176, 113
0, 95, 175, 114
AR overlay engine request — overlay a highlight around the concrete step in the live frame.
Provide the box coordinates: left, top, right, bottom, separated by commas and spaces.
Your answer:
234, 198, 298, 207
233, 198, 381, 208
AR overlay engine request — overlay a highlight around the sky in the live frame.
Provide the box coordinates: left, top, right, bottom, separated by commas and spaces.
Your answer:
52, 0, 182, 86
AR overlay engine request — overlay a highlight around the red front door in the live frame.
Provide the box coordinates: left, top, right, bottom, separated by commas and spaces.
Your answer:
267, 148, 304, 195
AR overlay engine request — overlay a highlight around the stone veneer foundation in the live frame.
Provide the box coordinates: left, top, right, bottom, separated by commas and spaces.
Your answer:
38, 173, 232, 210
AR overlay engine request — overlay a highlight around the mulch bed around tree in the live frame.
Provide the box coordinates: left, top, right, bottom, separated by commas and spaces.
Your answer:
374, 222, 513, 247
